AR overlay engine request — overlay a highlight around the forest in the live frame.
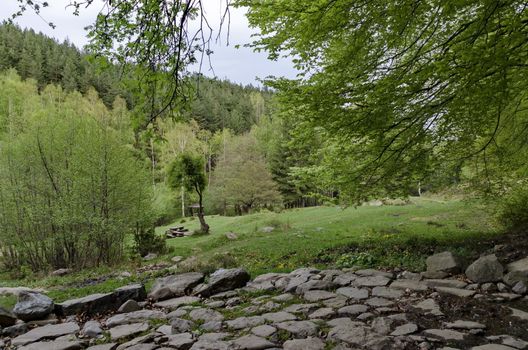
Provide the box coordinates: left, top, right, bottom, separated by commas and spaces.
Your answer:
0, 1, 526, 275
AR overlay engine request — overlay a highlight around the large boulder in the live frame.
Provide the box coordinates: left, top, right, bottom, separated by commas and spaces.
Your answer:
0, 307, 17, 327
465, 254, 504, 283
13, 291, 54, 321
56, 293, 116, 316
193, 268, 250, 297
148, 272, 204, 301
503, 270, 528, 286
426, 251, 463, 274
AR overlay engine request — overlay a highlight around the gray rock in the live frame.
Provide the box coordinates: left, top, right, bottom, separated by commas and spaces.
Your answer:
232, 335, 276, 349
114, 284, 147, 304
371, 316, 394, 335
261, 226, 275, 233
390, 279, 428, 291
308, 307, 334, 319
57, 293, 116, 316
157, 324, 173, 335
303, 290, 337, 302
356, 269, 393, 278
189, 308, 224, 322
336, 287, 369, 300
487, 335, 528, 349
295, 280, 335, 294
12, 322, 80, 346
109, 322, 149, 341
199, 333, 230, 341
201, 321, 223, 332
444, 320, 485, 330
86, 344, 118, 350
509, 307, 528, 321
117, 300, 141, 314
283, 338, 325, 350
503, 270, 528, 286
148, 272, 204, 301
251, 325, 276, 338
371, 286, 404, 299
414, 298, 443, 316
2, 322, 28, 337
275, 321, 318, 338
164, 332, 196, 349
421, 270, 450, 279
227, 316, 265, 330
171, 318, 195, 333
512, 281, 527, 295
322, 295, 348, 308
51, 268, 72, 276
337, 304, 368, 317
262, 311, 297, 323
466, 255, 504, 283
283, 303, 319, 315
391, 323, 418, 336
13, 291, 54, 322
246, 273, 287, 291
190, 339, 231, 349
507, 257, 528, 273
194, 269, 250, 297
435, 287, 476, 298
423, 329, 466, 341
327, 323, 376, 346
18, 340, 84, 350
365, 297, 393, 307
333, 272, 357, 286
353, 276, 391, 287
0, 306, 17, 326
471, 345, 517, 350
106, 309, 166, 327
82, 320, 103, 338
426, 251, 462, 274
154, 296, 201, 310
143, 253, 157, 260
425, 279, 467, 289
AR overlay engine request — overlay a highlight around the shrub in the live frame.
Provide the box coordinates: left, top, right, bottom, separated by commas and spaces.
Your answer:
498, 186, 528, 232
132, 226, 167, 258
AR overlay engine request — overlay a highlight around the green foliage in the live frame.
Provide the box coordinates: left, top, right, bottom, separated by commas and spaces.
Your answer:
0, 71, 153, 272
239, 0, 528, 202
132, 227, 167, 258
168, 154, 207, 194
208, 133, 282, 214
498, 184, 528, 232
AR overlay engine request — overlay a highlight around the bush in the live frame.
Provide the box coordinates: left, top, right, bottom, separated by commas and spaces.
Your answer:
132, 226, 167, 258
498, 186, 528, 232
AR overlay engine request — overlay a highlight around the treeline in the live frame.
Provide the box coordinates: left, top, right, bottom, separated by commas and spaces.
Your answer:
0, 23, 274, 134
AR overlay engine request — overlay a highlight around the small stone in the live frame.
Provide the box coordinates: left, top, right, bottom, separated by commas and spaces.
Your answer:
371, 287, 404, 299
303, 290, 337, 302
426, 251, 462, 274
308, 308, 334, 319
512, 281, 527, 295
353, 276, 391, 287
231, 335, 276, 349
337, 304, 368, 317
51, 268, 72, 276
262, 311, 297, 323
390, 280, 428, 291
226, 316, 265, 330
423, 329, 466, 341
82, 320, 103, 338
275, 321, 319, 338
336, 287, 369, 300
365, 297, 393, 307
436, 287, 476, 298
414, 299, 443, 316
189, 308, 224, 322
171, 317, 195, 333
117, 300, 141, 313
471, 345, 517, 350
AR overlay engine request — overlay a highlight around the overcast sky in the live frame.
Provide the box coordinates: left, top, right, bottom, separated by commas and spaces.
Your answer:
1, 0, 296, 86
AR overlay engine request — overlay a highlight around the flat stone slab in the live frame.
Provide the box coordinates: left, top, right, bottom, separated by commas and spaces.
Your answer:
227, 316, 265, 330
371, 287, 404, 299
57, 293, 116, 316
352, 276, 391, 287
231, 335, 276, 349
18, 341, 84, 350
154, 296, 201, 310
276, 321, 319, 338
445, 320, 486, 330
471, 345, 517, 350
425, 279, 468, 289
262, 312, 297, 323
12, 322, 80, 346
390, 323, 418, 336
189, 308, 224, 322
390, 280, 428, 291
109, 322, 149, 341
509, 307, 528, 321
165, 332, 196, 348
283, 337, 325, 350
424, 328, 466, 341
435, 287, 476, 298
303, 290, 337, 302
414, 298, 443, 316
336, 287, 369, 300
106, 310, 166, 327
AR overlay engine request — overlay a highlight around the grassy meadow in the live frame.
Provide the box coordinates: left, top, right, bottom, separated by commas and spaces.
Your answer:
0, 196, 499, 307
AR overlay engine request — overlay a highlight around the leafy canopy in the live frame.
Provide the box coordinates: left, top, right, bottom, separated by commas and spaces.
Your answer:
238, 0, 528, 200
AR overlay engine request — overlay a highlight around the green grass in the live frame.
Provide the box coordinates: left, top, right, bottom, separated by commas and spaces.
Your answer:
0, 196, 499, 307
158, 197, 498, 275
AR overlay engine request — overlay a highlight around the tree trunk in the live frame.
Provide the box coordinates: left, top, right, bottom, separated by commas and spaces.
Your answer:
181, 185, 186, 217
197, 190, 209, 233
